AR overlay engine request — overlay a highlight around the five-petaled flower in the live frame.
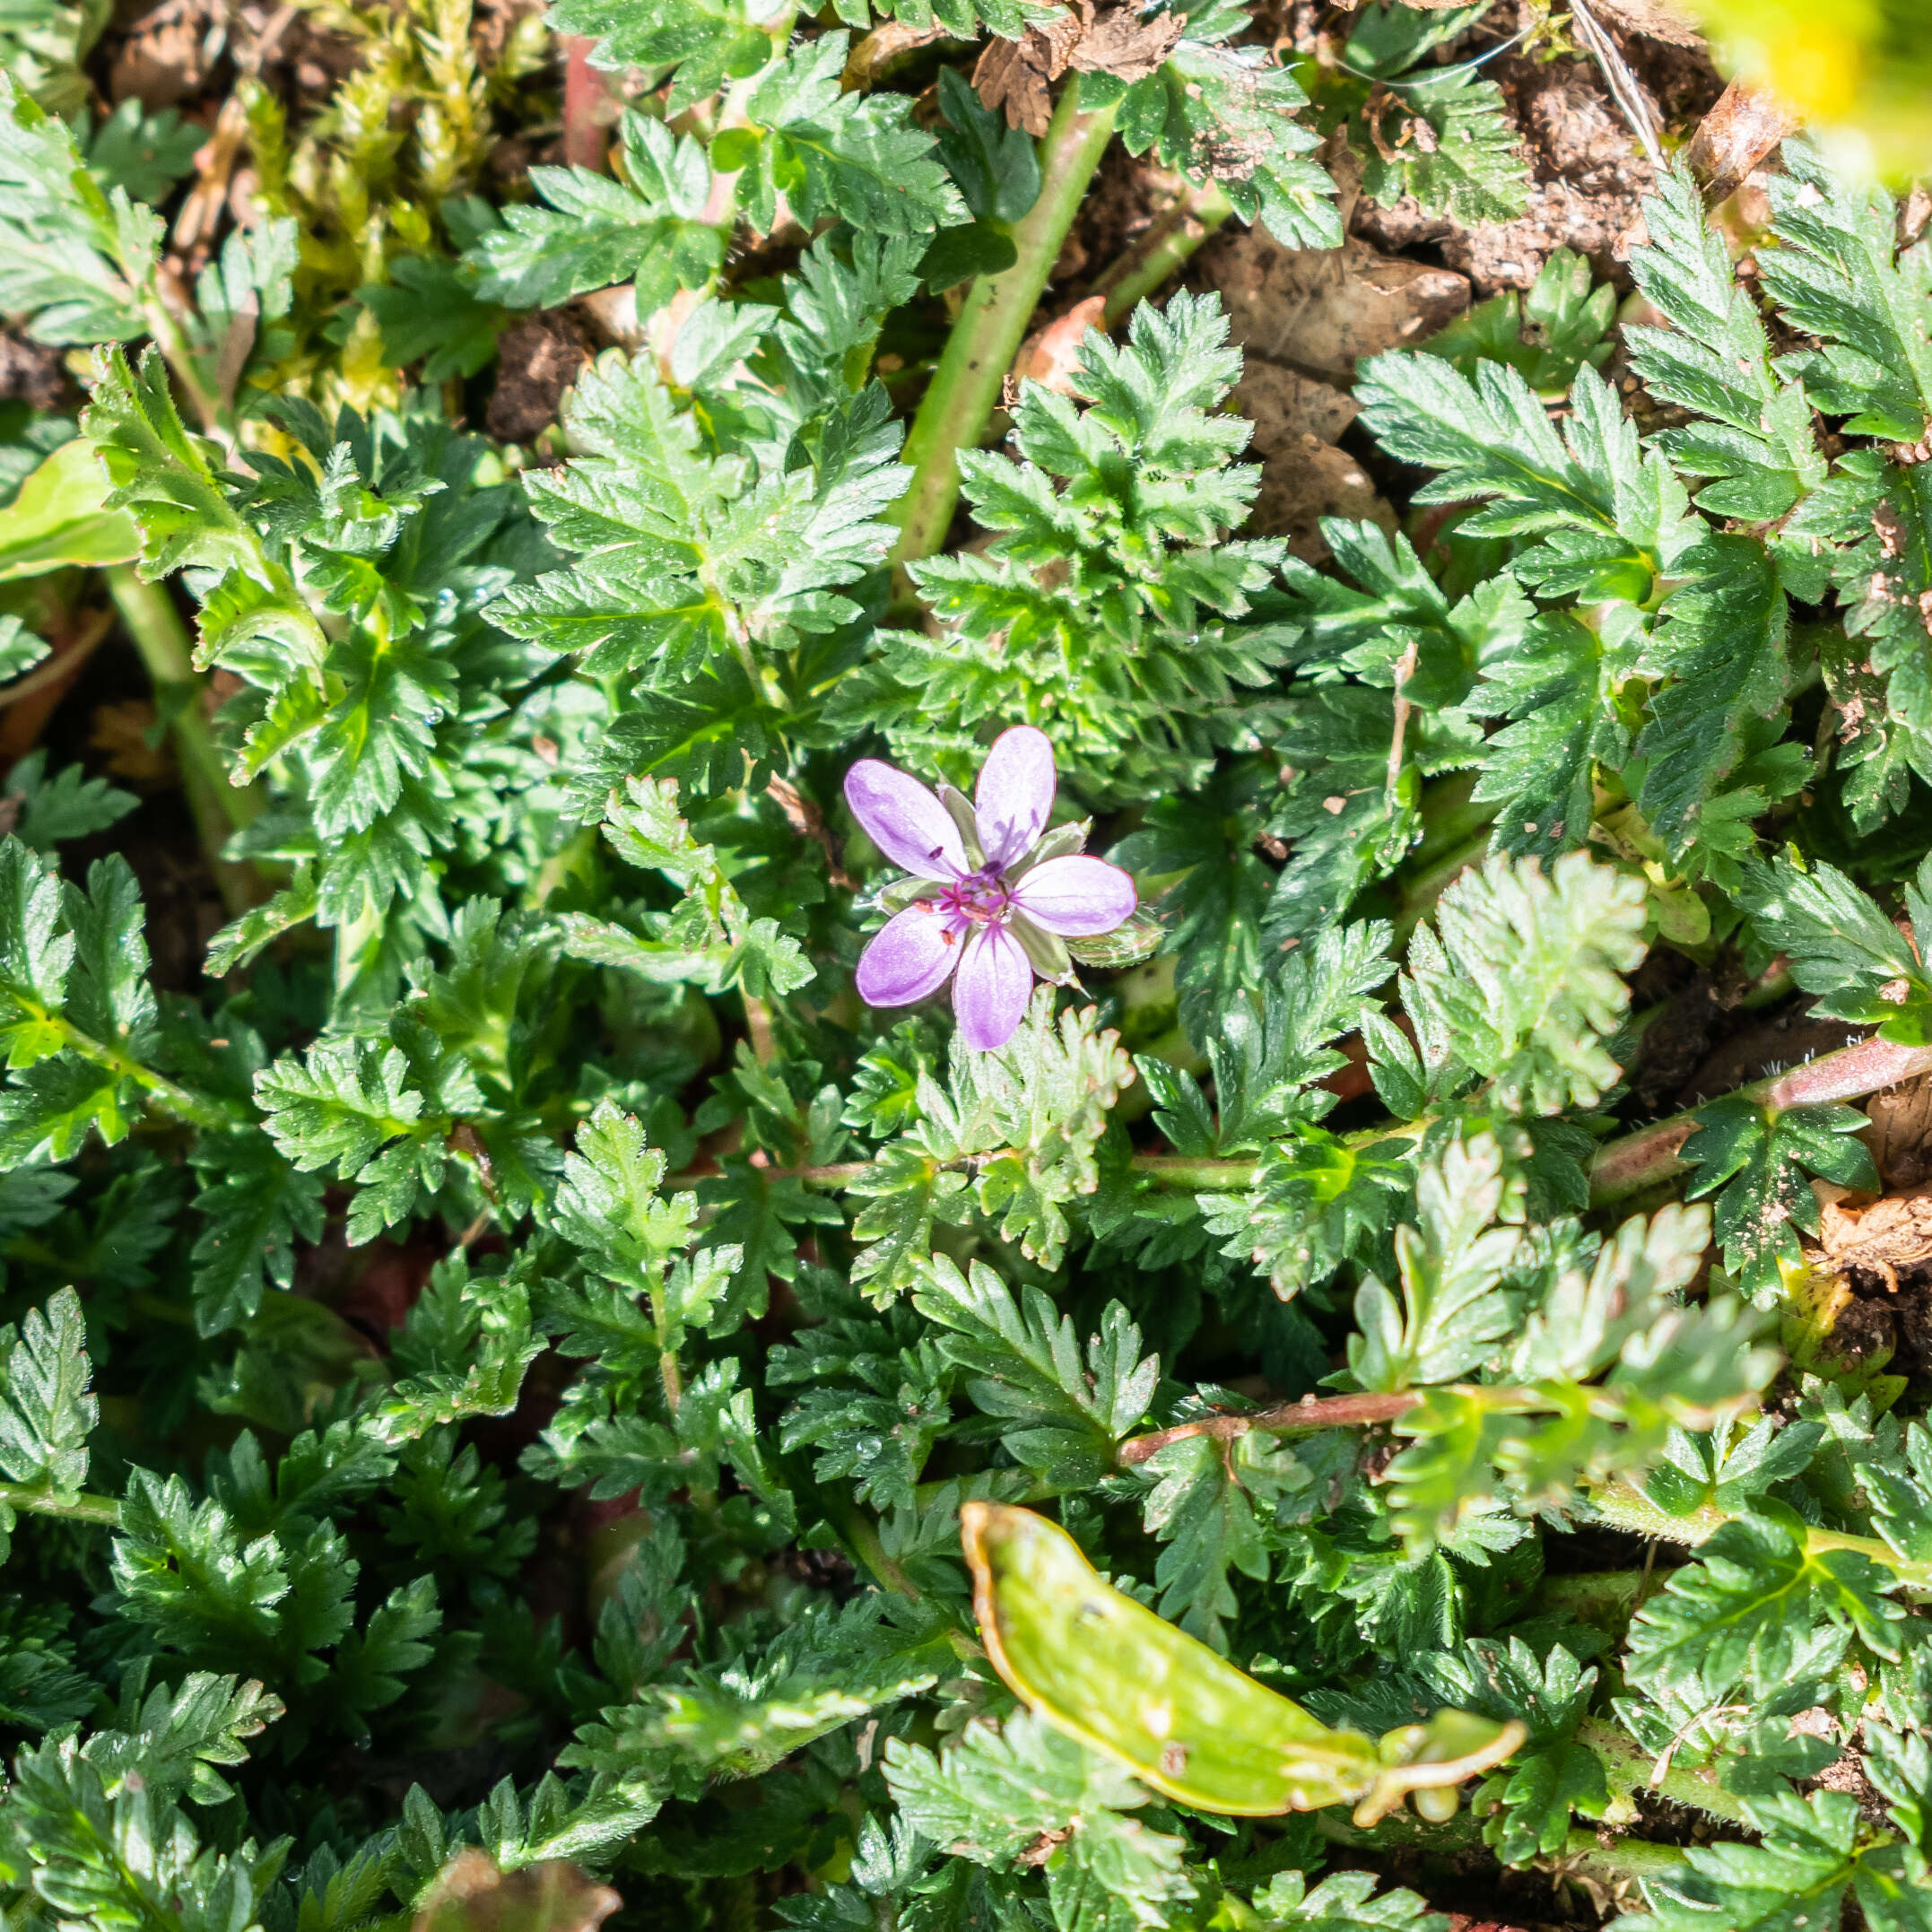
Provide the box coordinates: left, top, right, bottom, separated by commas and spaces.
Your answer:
844, 727, 1136, 1052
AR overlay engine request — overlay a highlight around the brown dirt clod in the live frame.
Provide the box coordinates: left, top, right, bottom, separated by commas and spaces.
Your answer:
485, 311, 591, 446
1199, 225, 1470, 382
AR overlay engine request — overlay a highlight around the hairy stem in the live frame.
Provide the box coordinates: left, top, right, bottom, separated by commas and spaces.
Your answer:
1545, 1825, 1686, 1887
889, 79, 1118, 578
55, 1014, 249, 1133
1588, 1034, 1932, 1206
1315, 1806, 1684, 1887
561, 36, 610, 170
1578, 1717, 1754, 1830
0, 1483, 121, 1527
1118, 1389, 1421, 1466
1536, 1568, 1646, 1628
106, 566, 264, 918
1590, 1476, 1932, 1597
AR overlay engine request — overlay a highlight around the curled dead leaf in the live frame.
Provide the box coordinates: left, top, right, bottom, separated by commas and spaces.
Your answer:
414, 1851, 622, 1932
1683, 78, 1796, 205
1067, 7, 1183, 83
1013, 295, 1107, 396
1813, 1179, 1932, 1293
973, 1, 1180, 133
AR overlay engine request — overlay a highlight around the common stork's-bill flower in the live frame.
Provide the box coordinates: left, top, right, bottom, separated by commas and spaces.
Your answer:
844, 727, 1136, 1052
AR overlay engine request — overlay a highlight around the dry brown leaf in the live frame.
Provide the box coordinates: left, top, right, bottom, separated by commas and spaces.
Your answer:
843, 18, 953, 89
110, 0, 223, 109
414, 1852, 621, 1932
1683, 78, 1795, 205
973, 7, 1094, 134
1584, 0, 1702, 48
91, 701, 173, 785
976, 2, 1176, 130
1248, 434, 1397, 564
1068, 8, 1183, 83
972, 34, 1057, 136
1814, 1179, 1932, 1292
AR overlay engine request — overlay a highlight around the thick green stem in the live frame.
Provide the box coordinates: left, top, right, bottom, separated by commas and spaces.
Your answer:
0, 1483, 120, 1527
1578, 1718, 1754, 1829
889, 79, 1118, 576
106, 567, 264, 918
1316, 1807, 1683, 1886
1536, 1568, 1645, 1629
1545, 1827, 1686, 1887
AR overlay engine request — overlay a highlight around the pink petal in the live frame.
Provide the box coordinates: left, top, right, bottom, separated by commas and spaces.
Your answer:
1009, 855, 1136, 936
953, 923, 1034, 1052
856, 905, 959, 1008
845, 760, 967, 881
974, 726, 1056, 870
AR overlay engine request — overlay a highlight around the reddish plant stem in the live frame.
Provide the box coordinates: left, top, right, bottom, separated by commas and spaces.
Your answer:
1588, 1033, 1932, 1206
562, 36, 610, 171
1117, 1389, 1423, 1466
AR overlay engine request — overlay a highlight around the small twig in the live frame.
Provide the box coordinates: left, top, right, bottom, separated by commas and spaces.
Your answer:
1568, 0, 1665, 170
0, 612, 112, 712
1091, 177, 1234, 326
561, 36, 612, 171
1118, 1389, 1423, 1466
1588, 1033, 1932, 1206
767, 773, 855, 888
1385, 639, 1419, 807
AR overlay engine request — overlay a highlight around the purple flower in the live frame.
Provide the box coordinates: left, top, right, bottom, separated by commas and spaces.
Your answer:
844, 727, 1136, 1052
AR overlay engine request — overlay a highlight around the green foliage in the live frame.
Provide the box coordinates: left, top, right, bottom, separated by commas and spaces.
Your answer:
1612, 1785, 1932, 1932
849, 292, 1291, 804
885, 1708, 1192, 1930
14, 19, 1932, 1932
0, 1286, 96, 1545
1624, 1503, 1906, 1716
912, 1253, 1155, 1486
0, 72, 158, 344
1422, 248, 1617, 396
1680, 1095, 1877, 1300
1339, 4, 1531, 226
1403, 851, 1648, 1115
468, 113, 725, 311
848, 991, 1134, 1297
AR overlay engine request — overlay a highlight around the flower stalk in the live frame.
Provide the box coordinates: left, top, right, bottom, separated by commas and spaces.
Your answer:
105, 565, 265, 918
1092, 177, 1235, 326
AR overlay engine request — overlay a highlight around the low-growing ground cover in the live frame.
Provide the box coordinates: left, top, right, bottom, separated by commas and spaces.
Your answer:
4, 3, 1932, 1928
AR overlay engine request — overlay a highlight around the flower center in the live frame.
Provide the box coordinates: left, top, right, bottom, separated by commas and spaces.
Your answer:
934, 869, 1013, 927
